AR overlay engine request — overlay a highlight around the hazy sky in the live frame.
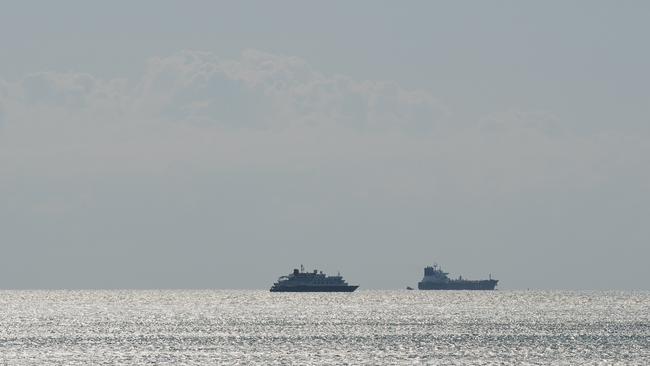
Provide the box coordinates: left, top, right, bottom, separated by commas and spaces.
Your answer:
1, 1, 649, 289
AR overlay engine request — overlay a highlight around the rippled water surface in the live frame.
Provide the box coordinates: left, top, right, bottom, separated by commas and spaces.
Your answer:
0, 290, 648, 365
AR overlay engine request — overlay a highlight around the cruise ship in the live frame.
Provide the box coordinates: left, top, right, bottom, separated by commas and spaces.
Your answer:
418, 263, 498, 290
270, 265, 359, 292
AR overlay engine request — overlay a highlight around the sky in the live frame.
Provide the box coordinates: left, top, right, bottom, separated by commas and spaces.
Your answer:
1, 1, 649, 289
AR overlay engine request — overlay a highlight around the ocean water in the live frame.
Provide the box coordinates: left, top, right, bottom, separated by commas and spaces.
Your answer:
0, 290, 648, 365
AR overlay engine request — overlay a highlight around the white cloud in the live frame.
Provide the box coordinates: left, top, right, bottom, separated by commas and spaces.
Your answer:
0, 49, 648, 199
479, 109, 564, 137
127, 50, 449, 130
0, 50, 445, 131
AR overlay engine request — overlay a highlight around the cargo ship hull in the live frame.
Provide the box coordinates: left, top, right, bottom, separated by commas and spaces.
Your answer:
418, 279, 498, 290
270, 285, 359, 292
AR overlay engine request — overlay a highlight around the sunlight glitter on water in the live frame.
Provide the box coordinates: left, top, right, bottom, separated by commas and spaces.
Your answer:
0, 290, 648, 365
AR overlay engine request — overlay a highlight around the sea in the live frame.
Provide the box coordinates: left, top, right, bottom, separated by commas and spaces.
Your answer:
0, 290, 648, 365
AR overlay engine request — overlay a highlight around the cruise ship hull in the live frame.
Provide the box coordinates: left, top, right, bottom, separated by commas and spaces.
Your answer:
418, 279, 498, 290
270, 285, 359, 292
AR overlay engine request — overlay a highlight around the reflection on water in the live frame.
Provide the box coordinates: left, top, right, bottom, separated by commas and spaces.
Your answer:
0, 290, 648, 365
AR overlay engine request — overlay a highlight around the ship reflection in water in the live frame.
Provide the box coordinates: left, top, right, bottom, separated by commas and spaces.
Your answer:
418, 263, 498, 290
270, 265, 359, 292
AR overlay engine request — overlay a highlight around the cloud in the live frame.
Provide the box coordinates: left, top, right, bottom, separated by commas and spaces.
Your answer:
479, 109, 565, 137
131, 50, 450, 130
0, 49, 648, 199
20, 72, 98, 107
0, 50, 448, 132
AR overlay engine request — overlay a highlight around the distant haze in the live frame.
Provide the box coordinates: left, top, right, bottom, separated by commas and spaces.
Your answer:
1, 1, 649, 289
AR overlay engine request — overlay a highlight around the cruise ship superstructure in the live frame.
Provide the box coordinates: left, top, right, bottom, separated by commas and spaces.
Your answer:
270, 265, 359, 292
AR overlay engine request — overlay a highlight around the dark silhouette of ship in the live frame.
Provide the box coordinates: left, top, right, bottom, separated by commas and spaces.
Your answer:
418, 263, 498, 290
270, 265, 359, 292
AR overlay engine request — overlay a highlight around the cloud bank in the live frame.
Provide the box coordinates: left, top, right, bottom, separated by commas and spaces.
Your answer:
2, 49, 646, 192
1, 50, 448, 131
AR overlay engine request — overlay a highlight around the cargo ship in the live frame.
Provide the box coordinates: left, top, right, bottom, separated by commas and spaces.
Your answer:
270, 265, 359, 292
418, 263, 498, 290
